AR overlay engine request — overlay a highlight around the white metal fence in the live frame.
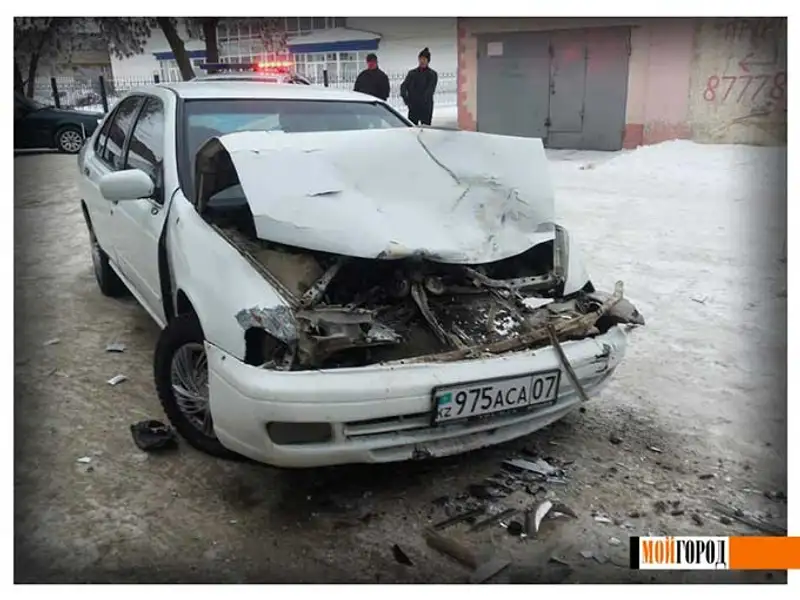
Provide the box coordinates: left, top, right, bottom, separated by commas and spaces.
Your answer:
28, 71, 457, 114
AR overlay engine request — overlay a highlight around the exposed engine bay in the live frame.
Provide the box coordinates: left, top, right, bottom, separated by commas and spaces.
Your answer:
218, 222, 644, 371
193, 128, 645, 371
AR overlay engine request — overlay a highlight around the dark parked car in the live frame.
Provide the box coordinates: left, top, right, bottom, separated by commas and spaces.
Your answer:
14, 92, 104, 154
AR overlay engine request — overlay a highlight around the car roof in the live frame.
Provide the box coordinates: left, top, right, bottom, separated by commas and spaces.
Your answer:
158, 80, 374, 102
194, 73, 306, 80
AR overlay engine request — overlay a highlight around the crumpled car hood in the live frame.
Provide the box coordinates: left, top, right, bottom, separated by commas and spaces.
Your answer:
199, 127, 556, 264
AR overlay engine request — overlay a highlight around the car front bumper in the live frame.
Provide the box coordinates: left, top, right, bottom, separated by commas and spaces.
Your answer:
207, 325, 628, 468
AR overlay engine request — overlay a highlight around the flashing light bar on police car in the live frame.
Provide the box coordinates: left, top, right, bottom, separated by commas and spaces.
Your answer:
198, 61, 294, 73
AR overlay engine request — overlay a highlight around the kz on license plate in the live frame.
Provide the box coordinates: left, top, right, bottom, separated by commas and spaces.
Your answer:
432, 370, 561, 424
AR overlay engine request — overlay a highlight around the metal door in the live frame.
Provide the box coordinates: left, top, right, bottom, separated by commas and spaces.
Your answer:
476, 32, 551, 139
581, 27, 630, 151
548, 29, 588, 142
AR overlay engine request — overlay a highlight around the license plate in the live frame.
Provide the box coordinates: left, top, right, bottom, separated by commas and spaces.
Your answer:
432, 369, 561, 424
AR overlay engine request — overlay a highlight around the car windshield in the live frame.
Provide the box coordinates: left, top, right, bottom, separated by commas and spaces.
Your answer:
180, 98, 410, 198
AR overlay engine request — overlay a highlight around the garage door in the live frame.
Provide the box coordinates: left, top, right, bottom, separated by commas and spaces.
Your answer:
476, 32, 551, 139
476, 27, 631, 151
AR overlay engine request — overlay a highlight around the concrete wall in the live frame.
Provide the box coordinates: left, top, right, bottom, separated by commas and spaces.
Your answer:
623, 19, 695, 147
347, 17, 457, 74
457, 17, 787, 148
687, 18, 787, 145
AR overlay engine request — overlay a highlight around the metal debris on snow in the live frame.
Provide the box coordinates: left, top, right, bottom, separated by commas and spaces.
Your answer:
105, 342, 127, 353
710, 500, 787, 535
594, 516, 614, 524
471, 508, 517, 532
433, 507, 485, 531
130, 420, 178, 452
392, 543, 414, 566
107, 374, 127, 386
648, 446, 663, 453
76, 456, 92, 464
503, 457, 559, 477
43, 338, 61, 346
608, 537, 622, 546
532, 500, 553, 536
469, 557, 512, 584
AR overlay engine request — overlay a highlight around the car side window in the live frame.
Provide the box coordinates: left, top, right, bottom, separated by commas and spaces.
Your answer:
124, 97, 166, 204
100, 96, 142, 170
93, 111, 115, 156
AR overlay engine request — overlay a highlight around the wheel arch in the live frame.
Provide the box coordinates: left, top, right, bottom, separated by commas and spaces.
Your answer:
80, 200, 92, 229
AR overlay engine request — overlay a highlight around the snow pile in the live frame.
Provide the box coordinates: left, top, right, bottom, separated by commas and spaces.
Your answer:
547, 140, 786, 458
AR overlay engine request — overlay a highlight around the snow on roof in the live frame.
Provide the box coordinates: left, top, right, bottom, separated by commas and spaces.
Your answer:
286, 27, 381, 46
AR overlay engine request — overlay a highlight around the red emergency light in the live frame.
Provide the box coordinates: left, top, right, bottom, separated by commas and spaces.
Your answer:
257, 61, 293, 72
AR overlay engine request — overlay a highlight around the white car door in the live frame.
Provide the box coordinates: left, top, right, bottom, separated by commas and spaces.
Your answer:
110, 94, 171, 327
80, 95, 144, 266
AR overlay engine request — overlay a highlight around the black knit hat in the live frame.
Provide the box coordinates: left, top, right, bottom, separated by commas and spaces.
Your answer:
366, 53, 378, 62
419, 47, 431, 60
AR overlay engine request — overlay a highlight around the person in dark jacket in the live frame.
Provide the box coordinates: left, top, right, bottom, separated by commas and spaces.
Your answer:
400, 47, 438, 126
353, 53, 390, 101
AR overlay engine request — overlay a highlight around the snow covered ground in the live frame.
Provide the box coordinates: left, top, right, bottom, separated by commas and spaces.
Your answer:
548, 140, 787, 465
431, 104, 458, 128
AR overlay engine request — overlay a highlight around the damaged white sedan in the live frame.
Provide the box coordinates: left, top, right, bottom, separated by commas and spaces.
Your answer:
78, 82, 644, 468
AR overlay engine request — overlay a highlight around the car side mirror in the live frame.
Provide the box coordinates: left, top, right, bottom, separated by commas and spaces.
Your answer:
99, 169, 155, 202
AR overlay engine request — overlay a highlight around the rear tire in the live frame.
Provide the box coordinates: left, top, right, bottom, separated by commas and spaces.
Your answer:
55, 125, 84, 154
154, 313, 242, 460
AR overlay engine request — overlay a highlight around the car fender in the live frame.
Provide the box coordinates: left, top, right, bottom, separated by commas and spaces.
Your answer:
165, 193, 288, 361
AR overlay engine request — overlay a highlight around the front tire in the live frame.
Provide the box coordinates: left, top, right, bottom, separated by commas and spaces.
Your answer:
154, 314, 241, 460
56, 125, 84, 154
86, 216, 127, 298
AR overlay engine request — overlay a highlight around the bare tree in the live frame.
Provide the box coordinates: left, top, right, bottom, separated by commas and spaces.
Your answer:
254, 18, 289, 61
156, 18, 195, 81
200, 18, 221, 65
94, 17, 154, 60
14, 18, 74, 97
14, 17, 154, 97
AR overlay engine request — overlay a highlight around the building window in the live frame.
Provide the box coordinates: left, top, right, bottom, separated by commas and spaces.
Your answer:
293, 50, 373, 83
216, 18, 338, 64
158, 58, 204, 82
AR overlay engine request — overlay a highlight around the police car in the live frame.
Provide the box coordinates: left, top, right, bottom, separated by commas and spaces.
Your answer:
194, 61, 311, 85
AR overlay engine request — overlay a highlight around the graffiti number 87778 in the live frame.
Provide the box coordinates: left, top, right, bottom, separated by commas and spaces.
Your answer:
703, 72, 786, 103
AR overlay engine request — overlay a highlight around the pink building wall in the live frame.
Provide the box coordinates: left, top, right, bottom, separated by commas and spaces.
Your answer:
623, 19, 695, 147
